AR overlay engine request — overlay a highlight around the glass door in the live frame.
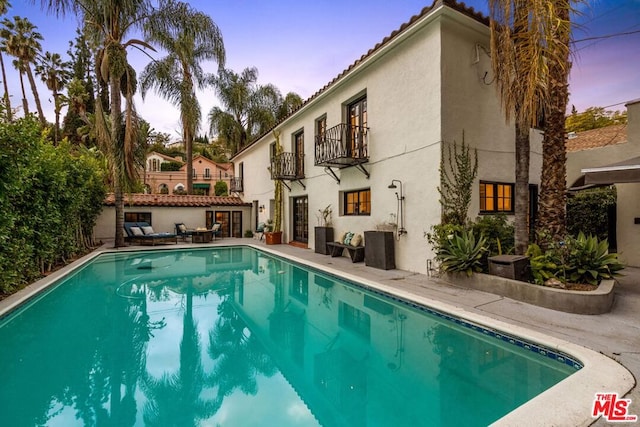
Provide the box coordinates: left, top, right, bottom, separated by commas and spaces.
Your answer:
292, 196, 308, 243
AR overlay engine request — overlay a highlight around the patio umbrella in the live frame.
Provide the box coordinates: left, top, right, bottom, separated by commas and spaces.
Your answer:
582, 155, 640, 185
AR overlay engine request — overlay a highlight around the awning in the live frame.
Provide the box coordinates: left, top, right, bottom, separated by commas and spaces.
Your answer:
582, 156, 640, 185
193, 183, 211, 189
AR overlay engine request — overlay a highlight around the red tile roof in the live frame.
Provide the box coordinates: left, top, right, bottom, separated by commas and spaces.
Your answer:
232, 0, 488, 159
566, 124, 628, 153
104, 193, 251, 207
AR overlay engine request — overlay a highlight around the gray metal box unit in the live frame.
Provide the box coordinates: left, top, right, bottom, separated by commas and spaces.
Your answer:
488, 255, 529, 282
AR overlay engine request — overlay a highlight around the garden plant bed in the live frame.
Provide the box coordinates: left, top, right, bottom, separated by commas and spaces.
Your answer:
442, 272, 615, 314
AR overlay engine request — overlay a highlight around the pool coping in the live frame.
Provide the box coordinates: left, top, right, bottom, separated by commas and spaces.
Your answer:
0, 243, 635, 426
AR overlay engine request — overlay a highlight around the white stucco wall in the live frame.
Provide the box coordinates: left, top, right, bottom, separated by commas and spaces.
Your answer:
94, 205, 252, 242
232, 5, 533, 275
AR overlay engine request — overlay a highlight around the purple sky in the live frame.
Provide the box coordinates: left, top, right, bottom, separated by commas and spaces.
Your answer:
6, 0, 640, 137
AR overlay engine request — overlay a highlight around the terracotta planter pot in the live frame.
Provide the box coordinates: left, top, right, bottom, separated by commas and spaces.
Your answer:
265, 231, 282, 245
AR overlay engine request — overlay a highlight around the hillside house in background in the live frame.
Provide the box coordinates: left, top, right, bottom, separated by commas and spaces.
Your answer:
144, 151, 234, 196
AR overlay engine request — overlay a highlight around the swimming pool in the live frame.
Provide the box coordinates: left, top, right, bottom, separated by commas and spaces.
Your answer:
0, 245, 629, 426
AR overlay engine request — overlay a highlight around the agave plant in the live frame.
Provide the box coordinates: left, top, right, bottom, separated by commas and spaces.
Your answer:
566, 232, 624, 285
436, 230, 487, 277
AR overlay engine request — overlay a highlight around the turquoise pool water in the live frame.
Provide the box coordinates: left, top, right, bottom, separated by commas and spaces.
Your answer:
0, 247, 579, 426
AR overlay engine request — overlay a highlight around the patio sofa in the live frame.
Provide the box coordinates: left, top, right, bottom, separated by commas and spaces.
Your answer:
124, 222, 178, 245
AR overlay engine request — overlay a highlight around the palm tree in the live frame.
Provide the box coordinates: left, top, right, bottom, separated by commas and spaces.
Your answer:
35, 51, 72, 143
489, 1, 550, 254
0, 0, 11, 121
537, 1, 572, 241
208, 67, 302, 154
38, 0, 155, 247
142, 0, 225, 194
10, 57, 28, 114
0, 16, 45, 124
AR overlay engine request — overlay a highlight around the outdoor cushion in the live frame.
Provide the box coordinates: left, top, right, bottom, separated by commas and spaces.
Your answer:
178, 224, 187, 233
351, 234, 363, 247
211, 223, 221, 231
141, 225, 155, 235
336, 231, 347, 244
130, 226, 144, 236
344, 232, 354, 245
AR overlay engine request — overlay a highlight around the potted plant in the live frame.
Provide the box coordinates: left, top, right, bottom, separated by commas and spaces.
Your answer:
264, 218, 281, 245
314, 204, 334, 254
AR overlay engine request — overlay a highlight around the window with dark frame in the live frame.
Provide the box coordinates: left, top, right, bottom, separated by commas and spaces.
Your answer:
315, 115, 326, 139
124, 212, 152, 224
344, 189, 371, 216
479, 182, 514, 213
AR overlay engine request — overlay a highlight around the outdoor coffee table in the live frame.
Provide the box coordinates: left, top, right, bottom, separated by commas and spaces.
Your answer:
191, 229, 213, 243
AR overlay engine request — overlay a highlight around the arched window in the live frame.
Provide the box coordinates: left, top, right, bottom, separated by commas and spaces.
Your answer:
159, 183, 168, 194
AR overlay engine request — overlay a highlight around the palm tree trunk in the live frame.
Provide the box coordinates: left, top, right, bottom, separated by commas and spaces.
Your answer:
53, 88, 60, 144
514, 120, 530, 254
538, 2, 570, 241
25, 65, 46, 125
0, 53, 12, 121
186, 129, 193, 194
111, 75, 125, 247
18, 70, 28, 115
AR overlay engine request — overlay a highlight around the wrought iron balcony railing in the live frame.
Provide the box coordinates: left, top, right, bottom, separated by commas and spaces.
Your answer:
315, 123, 369, 167
229, 177, 243, 193
270, 152, 304, 180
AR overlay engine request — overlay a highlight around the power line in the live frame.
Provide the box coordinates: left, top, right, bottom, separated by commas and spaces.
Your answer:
573, 29, 640, 43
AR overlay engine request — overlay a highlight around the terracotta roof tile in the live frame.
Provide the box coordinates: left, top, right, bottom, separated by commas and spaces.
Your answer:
566, 124, 627, 153
104, 193, 251, 207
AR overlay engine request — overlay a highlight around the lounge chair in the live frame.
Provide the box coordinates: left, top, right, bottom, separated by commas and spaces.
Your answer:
175, 223, 194, 241
211, 222, 222, 240
255, 222, 265, 241
124, 222, 178, 245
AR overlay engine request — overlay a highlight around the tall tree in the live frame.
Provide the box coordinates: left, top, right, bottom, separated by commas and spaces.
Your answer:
35, 51, 72, 143
39, 0, 155, 247
489, 0, 549, 254
142, 0, 225, 194
0, 0, 11, 121
1, 16, 45, 124
208, 67, 302, 154
537, 1, 573, 240
62, 27, 97, 144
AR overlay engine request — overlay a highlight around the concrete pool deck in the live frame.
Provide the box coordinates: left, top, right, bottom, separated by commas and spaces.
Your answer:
2, 238, 638, 426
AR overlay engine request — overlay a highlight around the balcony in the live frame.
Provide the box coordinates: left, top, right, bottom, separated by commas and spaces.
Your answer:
270, 152, 305, 189
315, 123, 368, 168
229, 177, 243, 193
203, 174, 212, 180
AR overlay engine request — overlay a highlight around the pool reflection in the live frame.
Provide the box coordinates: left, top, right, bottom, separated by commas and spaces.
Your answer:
0, 247, 575, 427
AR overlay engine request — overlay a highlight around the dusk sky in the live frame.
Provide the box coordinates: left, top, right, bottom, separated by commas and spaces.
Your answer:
6, 0, 640, 138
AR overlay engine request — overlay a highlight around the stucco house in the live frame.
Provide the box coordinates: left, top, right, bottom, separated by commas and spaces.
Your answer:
144, 151, 234, 195
567, 99, 640, 267
229, 0, 543, 274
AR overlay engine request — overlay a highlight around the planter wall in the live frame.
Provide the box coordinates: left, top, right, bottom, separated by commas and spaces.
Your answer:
364, 231, 395, 270
314, 227, 334, 254
443, 272, 615, 314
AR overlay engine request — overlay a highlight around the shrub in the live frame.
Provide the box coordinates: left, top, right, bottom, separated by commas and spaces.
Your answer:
470, 214, 514, 257
526, 232, 623, 286
567, 187, 616, 243
160, 161, 182, 171
214, 180, 228, 196
435, 230, 487, 276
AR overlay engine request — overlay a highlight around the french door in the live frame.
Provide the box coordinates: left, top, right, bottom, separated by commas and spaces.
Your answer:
292, 196, 308, 243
